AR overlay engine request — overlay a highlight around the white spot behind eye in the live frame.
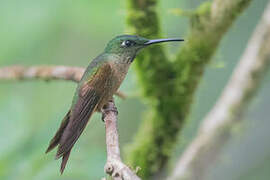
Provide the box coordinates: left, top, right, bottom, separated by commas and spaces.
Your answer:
121, 41, 126, 47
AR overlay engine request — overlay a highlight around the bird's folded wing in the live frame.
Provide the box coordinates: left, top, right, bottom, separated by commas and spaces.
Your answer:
56, 63, 112, 158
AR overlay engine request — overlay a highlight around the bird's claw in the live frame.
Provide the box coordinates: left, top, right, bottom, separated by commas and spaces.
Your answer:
101, 101, 118, 122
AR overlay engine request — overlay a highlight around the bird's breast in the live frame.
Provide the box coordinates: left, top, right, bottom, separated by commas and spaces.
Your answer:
110, 61, 130, 87
96, 61, 130, 110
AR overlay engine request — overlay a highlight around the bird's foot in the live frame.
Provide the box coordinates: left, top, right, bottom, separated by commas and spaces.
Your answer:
101, 101, 118, 122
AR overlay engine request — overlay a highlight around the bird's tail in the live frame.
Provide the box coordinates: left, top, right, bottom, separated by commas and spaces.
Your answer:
60, 149, 71, 174
46, 110, 72, 174
46, 89, 100, 174
46, 110, 71, 153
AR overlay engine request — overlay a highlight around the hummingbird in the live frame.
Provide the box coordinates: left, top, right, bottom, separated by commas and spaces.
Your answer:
45, 35, 184, 173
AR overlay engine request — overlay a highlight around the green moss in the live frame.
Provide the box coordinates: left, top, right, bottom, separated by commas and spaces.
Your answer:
168, 8, 195, 17
197, 1, 211, 15
125, 0, 252, 179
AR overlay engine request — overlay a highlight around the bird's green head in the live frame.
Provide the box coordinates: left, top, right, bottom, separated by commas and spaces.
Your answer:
104, 35, 184, 62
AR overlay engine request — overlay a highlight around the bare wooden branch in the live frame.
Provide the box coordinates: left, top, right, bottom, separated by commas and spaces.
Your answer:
102, 101, 141, 180
168, 2, 270, 180
0, 65, 126, 99
0, 65, 84, 82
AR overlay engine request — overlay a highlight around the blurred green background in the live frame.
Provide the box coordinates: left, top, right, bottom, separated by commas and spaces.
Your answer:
0, 0, 270, 179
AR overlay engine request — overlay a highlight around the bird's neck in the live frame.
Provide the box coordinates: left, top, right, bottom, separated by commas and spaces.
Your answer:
104, 53, 132, 79
112, 57, 131, 75
105, 51, 135, 64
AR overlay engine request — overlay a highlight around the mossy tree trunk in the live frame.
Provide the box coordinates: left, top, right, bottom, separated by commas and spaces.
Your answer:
125, 0, 253, 179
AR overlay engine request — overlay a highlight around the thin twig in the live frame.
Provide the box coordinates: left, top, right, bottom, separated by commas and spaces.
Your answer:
102, 101, 141, 180
168, 2, 270, 180
0, 65, 126, 99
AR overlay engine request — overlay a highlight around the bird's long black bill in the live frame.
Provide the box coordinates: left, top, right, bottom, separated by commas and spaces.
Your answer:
144, 38, 184, 45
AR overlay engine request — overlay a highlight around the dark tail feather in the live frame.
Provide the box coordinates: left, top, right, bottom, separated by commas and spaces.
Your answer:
60, 149, 71, 174
46, 110, 71, 153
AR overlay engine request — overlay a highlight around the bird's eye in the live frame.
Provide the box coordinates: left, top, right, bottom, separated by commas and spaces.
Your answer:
121, 40, 134, 47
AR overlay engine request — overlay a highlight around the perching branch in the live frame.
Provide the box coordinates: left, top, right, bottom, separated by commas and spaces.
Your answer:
0, 65, 126, 99
168, 2, 270, 180
102, 101, 141, 180
126, 0, 253, 178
